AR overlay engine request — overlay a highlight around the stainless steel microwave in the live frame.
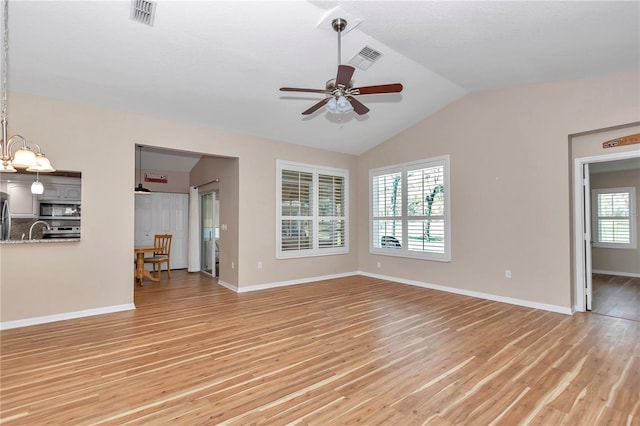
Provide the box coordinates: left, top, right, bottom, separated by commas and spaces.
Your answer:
39, 201, 81, 219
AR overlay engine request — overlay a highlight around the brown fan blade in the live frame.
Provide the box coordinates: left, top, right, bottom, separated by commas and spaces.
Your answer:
280, 87, 330, 94
352, 83, 403, 95
302, 98, 330, 115
335, 65, 355, 87
346, 96, 369, 115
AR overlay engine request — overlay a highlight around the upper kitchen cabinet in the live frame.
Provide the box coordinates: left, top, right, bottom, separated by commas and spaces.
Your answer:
41, 183, 81, 201
6, 181, 38, 218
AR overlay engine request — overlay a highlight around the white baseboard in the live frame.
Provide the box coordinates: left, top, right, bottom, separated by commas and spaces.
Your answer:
0, 303, 136, 330
357, 271, 573, 315
234, 271, 359, 293
592, 269, 640, 278
216, 279, 238, 292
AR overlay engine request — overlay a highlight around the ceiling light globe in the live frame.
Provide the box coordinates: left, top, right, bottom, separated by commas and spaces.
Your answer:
0, 161, 17, 173
31, 179, 44, 195
26, 154, 56, 172
326, 97, 338, 113
11, 147, 37, 168
337, 95, 351, 111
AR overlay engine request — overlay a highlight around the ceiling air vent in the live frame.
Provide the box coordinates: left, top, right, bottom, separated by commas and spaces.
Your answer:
348, 46, 382, 70
130, 0, 156, 27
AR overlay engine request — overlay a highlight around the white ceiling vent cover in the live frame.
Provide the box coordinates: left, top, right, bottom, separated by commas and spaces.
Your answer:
130, 0, 156, 27
348, 46, 383, 70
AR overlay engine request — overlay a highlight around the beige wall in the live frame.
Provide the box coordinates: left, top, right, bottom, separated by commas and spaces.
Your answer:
590, 169, 640, 275
0, 91, 357, 323
190, 156, 239, 286
1, 71, 638, 324
136, 168, 190, 193
357, 71, 640, 309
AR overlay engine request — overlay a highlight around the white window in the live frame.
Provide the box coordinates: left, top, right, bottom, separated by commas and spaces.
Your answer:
370, 155, 451, 261
277, 160, 348, 258
592, 187, 637, 249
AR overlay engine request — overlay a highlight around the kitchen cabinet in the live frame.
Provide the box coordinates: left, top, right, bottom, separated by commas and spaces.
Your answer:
6, 182, 38, 218
41, 183, 81, 200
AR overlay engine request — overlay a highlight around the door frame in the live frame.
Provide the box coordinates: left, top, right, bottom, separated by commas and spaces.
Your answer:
573, 150, 640, 312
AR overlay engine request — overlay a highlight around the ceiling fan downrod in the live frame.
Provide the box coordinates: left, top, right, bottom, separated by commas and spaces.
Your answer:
332, 18, 347, 67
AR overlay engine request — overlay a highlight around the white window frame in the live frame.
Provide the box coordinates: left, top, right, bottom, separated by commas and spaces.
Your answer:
276, 160, 349, 259
369, 155, 451, 262
592, 186, 637, 249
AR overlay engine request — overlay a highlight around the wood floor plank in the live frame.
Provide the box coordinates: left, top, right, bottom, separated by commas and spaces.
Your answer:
1, 270, 639, 425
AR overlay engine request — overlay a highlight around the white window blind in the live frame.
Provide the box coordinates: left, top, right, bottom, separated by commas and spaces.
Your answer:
593, 187, 636, 249
371, 155, 451, 261
277, 161, 348, 258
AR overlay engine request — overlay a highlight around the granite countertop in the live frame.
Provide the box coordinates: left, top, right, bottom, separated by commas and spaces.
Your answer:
0, 238, 81, 244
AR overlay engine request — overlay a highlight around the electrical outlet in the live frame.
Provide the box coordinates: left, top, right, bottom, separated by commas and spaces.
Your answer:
231, 261, 235, 269
258, 261, 262, 269
376, 262, 381, 269
505, 269, 511, 278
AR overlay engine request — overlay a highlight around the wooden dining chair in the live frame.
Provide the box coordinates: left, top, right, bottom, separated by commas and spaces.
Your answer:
144, 234, 172, 279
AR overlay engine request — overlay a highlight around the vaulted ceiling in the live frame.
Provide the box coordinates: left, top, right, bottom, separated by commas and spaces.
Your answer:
7, 1, 640, 156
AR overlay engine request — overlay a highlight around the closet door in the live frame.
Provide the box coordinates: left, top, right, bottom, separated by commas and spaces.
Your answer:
134, 192, 189, 270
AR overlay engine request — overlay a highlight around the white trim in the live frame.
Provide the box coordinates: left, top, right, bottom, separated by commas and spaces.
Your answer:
592, 269, 640, 278
0, 303, 136, 330
226, 271, 571, 314
574, 149, 640, 312
216, 279, 238, 292
357, 271, 573, 315
235, 271, 359, 293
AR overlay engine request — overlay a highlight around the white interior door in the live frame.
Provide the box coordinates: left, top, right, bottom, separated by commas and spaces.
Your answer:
134, 192, 189, 270
583, 163, 593, 310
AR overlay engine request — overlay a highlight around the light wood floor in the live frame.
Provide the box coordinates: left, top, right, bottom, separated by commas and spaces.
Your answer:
592, 273, 640, 322
1, 271, 639, 425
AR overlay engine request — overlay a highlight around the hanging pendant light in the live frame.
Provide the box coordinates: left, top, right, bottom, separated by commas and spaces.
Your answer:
31, 172, 44, 194
134, 145, 151, 194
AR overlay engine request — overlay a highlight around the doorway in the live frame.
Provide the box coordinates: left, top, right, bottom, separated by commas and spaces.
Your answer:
200, 192, 219, 277
574, 151, 640, 314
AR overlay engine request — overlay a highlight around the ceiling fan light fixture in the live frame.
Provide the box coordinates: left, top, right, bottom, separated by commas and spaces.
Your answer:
337, 95, 352, 112
326, 97, 338, 113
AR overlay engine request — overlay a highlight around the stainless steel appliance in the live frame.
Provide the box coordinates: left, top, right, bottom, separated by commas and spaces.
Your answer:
1, 192, 10, 240
39, 201, 80, 220
42, 225, 80, 239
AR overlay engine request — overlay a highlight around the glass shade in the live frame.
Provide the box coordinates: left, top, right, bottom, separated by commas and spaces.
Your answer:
0, 161, 17, 172
326, 97, 338, 113
11, 147, 37, 168
26, 153, 56, 172
337, 95, 352, 112
31, 179, 44, 194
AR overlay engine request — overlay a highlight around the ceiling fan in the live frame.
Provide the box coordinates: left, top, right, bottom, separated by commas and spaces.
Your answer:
280, 18, 403, 116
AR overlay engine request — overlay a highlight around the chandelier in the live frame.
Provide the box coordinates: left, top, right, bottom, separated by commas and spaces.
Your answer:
0, 0, 55, 173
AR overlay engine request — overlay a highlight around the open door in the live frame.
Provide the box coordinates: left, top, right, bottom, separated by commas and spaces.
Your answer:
582, 163, 593, 310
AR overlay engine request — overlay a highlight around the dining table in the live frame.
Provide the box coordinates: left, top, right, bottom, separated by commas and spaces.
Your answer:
134, 246, 161, 286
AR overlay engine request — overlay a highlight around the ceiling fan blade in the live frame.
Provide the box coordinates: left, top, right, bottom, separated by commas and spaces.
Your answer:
335, 65, 355, 87
280, 87, 330, 94
302, 98, 330, 115
352, 83, 403, 95
346, 96, 369, 115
